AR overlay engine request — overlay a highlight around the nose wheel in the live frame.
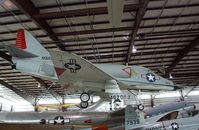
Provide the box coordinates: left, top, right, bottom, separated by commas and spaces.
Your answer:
80, 101, 89, 108
80, 92, 90, 108
80, 92, 90, 102
138, 104, 144, 111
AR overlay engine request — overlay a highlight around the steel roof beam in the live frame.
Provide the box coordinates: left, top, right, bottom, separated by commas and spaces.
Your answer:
39, 0, 106, 9
56, 26, 133, 36
11, 0, 65, 51
1, 32, 198, 43
51, 20, 199, 29
147, 3, 199, 10
85, 50, 176, 60
0, 51, 12, 62
1, 21, 198, 37
139, 28, 199, 37
33, 77, 62, 104
166, 36, 199, 75
0, 63, 10, 66
65, 44, 186, 52
85, 50, 199, 60
0, 79, 35, 105
0, 10, 22, 17
0, 20, 198, 35
1, 14, 199, 28
35, 3, 199, 19
80, 49, 198, 58
55, 27, 199, 37
125, 0, 149, 64
0, 28, 41, 35
173, 72, 199, 77
0, 20, 31, 25
62, 40, 191, 48
33, 3, 143, 19
138, 64, 199, 69
1, 6, 199, 19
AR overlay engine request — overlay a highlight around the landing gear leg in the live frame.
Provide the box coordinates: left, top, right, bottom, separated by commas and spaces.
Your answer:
137, 90, 144, 111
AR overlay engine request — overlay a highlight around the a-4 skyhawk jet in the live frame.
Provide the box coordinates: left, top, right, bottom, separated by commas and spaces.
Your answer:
109, 105, 199, 130
5, 29, 175, 108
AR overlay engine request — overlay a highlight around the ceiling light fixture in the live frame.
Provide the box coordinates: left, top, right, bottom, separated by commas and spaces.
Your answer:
132, 45, 137, 53
169, 74, 173, 79
38, 83, 41, 88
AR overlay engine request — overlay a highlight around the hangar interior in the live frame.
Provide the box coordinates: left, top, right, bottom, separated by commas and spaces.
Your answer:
0, 0, 199, 113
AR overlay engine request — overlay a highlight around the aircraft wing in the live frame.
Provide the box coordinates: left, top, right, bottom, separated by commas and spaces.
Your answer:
49, 50, 121, 93
95, 64, 175, 91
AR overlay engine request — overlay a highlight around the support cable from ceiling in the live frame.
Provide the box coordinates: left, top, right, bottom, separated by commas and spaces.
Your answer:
125, 0, 148, 65
162, 0, 191, 74
146, 0, 168, 67
84, 0, 101, 63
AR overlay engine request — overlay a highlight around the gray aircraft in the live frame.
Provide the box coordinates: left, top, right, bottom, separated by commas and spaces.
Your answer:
0, 110, 124, 129
5, 29, 175, 108
0, 103, 197, 130
110, 105, 199, 130
0, 102, 195, 124
144, 102, 196, 118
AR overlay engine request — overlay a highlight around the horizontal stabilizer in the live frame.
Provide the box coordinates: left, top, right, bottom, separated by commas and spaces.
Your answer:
5, 45, 38, 58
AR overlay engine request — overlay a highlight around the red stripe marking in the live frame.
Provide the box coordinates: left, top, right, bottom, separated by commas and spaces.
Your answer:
92, 125, 108, 130
55, 67, 65, 76
122, 67, 131, 77
15, 29, 27, 49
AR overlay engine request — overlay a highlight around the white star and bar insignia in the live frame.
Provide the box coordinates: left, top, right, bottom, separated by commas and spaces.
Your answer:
53, 116, 70, 124
141, 72, 160, 82
171, 122, 179, 130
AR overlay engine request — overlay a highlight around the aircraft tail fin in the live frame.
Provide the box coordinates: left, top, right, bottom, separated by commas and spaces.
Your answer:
4, 29, 56, 80
7, 28, 50, 58
125, 105, 144, 130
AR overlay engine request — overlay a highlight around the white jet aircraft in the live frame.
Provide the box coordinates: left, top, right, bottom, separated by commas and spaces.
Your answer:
109, 105, 199, 130
5, 29, 175, 108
